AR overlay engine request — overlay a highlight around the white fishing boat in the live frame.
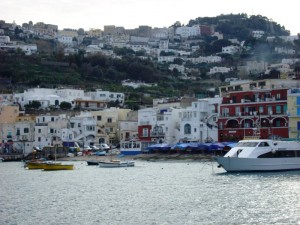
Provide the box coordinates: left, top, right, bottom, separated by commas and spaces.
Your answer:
98, 160, 135, 168
215, 139, 300, 172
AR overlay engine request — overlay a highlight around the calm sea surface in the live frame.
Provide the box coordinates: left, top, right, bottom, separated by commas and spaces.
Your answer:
1, 160, 300, 225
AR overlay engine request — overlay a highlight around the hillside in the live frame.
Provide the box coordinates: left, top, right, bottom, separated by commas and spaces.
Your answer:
0, 13, 298, 106
188, 13, 290, 39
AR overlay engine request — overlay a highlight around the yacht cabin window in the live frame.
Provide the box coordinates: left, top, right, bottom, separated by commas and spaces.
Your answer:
258, 142, 269, 147
236, 142, 259, 147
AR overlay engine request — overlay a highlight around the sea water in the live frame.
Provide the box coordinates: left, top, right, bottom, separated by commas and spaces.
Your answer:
1, 161, 300, 225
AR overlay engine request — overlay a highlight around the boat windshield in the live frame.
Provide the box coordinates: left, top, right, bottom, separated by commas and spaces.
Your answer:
236, 142, 259, 147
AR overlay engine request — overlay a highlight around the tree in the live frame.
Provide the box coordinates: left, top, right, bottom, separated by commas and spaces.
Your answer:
59, 101, 72, 110
25, 100, 41, 110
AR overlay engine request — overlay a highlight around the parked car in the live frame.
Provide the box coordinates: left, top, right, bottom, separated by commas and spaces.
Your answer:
92, 151, 106, 156
97, 143, 110, 152
83, 145, 92, 151
89, 145, 99, 151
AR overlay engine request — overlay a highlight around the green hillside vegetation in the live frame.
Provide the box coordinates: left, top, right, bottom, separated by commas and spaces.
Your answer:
188, 13, 290, 39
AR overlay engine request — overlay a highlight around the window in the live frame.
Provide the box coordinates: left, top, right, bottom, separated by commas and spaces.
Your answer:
38, 137, 41, 142
24, 128, 29, 133
97, 116, 102, 121
283, 105, 287, 114
86, 126, 95, 131
222, 108, 229, 116
276, 105, 281, 114
70, 123, 75, 128
268, 106, 273, 115
259, 106, 264, 114
235, 106, 241, 115
258, 142, 269, 147
142, 128, 148, 137
184, 124, 191, 134
51, 117, 54, 122
297, 108, 300, 116
297, 97, 300, 105
244, 107, 249, 113
297, 121, 300, 131
276, 93, 281, 100
107, 118, 112, 123
38, 129, 41, 133
50, 128, 54, 133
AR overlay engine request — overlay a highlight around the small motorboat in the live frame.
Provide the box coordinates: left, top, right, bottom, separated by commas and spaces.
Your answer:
98, 160, 135, 168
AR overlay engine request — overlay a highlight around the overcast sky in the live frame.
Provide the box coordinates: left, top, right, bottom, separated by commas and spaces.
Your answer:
1, 0, 299, 35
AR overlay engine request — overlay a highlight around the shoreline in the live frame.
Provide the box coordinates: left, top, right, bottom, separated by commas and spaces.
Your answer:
58, 153, 216, 162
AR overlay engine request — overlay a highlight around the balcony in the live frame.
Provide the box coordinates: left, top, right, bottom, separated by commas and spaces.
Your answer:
150, 131, 165, 137
223, 97, 287, 105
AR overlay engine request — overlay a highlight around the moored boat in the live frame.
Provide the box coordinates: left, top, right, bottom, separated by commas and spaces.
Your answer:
43, 162, 74, 170
98, 160, 135, 168
26, 161, 46, 169
215, 139, 300, 172
86, 160, 99, 166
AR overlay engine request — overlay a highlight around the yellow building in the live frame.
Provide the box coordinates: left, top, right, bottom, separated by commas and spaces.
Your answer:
0, 105, 19, 149
287, 88, 300, 139
91, 108, 132, 144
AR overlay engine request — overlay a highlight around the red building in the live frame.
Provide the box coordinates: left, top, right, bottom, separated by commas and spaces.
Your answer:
218, 88, 288, 142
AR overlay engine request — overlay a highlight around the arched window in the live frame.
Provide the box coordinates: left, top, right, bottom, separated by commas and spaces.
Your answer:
184, 124, 191, 134
99, 138, 105, 144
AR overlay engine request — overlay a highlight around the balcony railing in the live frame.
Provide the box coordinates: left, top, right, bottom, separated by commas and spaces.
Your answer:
150, 132, 165, 137
219, 112, 287, 118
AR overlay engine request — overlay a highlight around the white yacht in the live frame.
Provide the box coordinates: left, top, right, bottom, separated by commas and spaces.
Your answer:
215, 139, 300, 172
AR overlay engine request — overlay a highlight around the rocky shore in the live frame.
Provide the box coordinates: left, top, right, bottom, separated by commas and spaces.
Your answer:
59, 153, 215, 162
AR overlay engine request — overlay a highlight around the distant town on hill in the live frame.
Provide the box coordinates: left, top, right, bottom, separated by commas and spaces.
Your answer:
0, 13, 299, 106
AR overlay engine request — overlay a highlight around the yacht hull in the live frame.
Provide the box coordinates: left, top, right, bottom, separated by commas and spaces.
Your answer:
215, 157, 300, 172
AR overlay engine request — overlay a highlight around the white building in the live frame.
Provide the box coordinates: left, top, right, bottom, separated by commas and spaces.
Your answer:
251, 30, 265, 38
178, 98, 222, 143
222, 45, 240, 55
0, 36, 10, 43
69, 112, 97, 146
18, 44, 38, 55
56, 29, 78, 46
282, 58, 299, 65
175, 26, 200, 38
189, 56, 222, 64
85, 89, 125, 106
169, 64, 185, 73
209, 67, 231, 75
158, 39, 169, 50
121, 80, 153, 89
157, 55, 175, 63
275, 47, 295, 55
34, 114, 65, 148
14, 88, 85, 110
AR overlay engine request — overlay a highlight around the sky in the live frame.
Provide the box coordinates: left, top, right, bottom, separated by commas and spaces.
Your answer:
1, 0, 299, 35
